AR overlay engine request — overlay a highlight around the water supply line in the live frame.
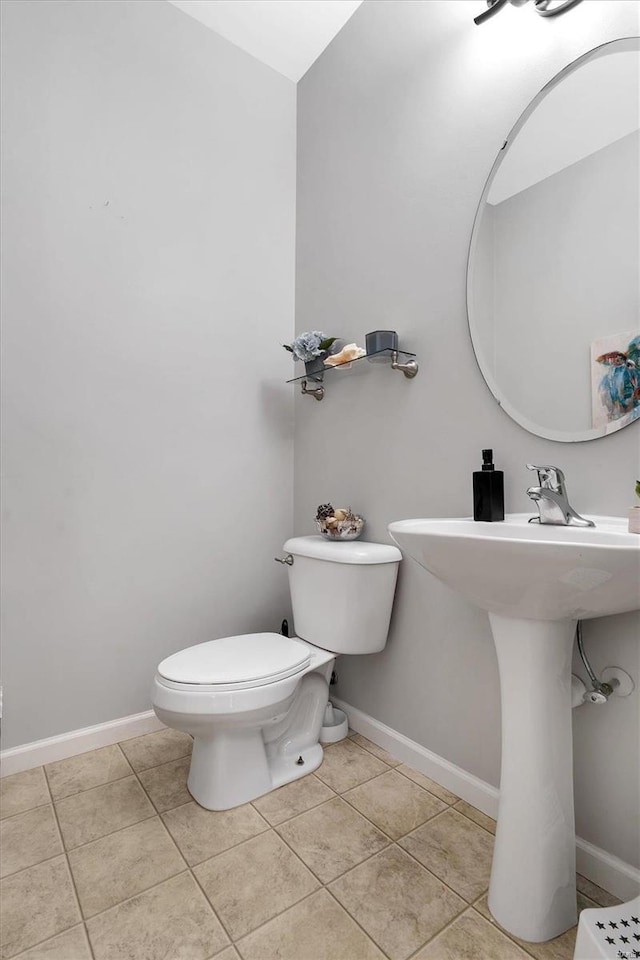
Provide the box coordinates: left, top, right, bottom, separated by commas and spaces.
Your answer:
576, 621, 614, 702
574, 620, 635, 705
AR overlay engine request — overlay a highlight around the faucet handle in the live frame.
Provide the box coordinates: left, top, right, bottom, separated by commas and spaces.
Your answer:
526, 464, 566, 491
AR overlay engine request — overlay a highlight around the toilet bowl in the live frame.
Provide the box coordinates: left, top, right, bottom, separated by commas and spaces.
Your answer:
151, 536, 401, 810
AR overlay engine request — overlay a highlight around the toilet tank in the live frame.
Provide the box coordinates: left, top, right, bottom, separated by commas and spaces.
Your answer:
282, 536, 402, 654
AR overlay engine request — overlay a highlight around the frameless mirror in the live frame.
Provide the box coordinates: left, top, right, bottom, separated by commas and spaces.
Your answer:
468, 38, 640, 442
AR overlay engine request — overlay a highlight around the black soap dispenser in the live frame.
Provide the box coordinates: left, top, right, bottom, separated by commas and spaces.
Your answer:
473, 449, 504, 522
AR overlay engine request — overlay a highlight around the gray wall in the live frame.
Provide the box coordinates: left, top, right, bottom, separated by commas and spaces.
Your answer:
1, 0, 296, 748
295, 0, 640, 866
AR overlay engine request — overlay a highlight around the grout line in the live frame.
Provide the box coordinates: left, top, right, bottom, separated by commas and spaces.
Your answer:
188, 863, 236, 944
394, 764, 459, 806
323, 884, 395, 960
339, 782, 449, 837
46, 769, 133, 804
57, 809, 159, 855
452, 800, 497, 836
395, 834, 489, 909
278, 810, 391, 879
232, 885, 325, 952
0, 798, 51, 822
123, 749, 193, 777
469, 903, 541, 960
403, 901, 474, 960
42, 764, 96, 960
248, 774, 339, 825
8, 923, 90, 960
0, 847, 68, 882
83, 869, 194, 925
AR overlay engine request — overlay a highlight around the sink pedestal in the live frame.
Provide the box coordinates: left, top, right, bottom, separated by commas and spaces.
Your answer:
488, 614, 578, 942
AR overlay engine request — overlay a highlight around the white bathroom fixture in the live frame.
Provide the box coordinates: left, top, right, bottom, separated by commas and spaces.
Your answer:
152, 536, 400, 811
573, 895, 640, 959
388, 514, 639, 944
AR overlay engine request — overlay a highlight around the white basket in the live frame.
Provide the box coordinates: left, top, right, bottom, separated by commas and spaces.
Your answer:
320, 705, 349, 744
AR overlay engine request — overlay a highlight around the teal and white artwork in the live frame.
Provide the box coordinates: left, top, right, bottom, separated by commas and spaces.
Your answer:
591, 330, 640, 433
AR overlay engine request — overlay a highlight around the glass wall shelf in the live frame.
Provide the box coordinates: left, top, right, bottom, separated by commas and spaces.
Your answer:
287, 348, 419, 401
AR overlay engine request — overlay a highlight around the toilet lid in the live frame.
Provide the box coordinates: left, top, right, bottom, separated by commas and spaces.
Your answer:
157, 633, 311, 688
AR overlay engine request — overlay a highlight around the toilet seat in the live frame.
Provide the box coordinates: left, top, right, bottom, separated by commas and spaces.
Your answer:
157, 633, 312, 692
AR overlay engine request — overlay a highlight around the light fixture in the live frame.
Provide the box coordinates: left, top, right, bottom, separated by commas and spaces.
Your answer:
474, 0, 583, 26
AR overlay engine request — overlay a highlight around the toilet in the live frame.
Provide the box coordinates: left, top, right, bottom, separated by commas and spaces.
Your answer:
152, 535, 401, 810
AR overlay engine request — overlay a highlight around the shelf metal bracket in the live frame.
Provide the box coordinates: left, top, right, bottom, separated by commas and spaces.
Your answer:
301, 379, 325, 401
390, 350, 419, 379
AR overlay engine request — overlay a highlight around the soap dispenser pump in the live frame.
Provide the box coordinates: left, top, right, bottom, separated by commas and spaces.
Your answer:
473, 449, 504, 522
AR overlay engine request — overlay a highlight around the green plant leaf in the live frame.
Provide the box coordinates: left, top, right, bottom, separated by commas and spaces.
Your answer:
319, 337, 337, 352
282, 344, 293, 352
635, 480, 640, 500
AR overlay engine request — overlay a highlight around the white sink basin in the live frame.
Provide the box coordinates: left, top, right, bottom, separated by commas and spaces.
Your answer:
388, 513, 639, 944
388, 514, 639, 620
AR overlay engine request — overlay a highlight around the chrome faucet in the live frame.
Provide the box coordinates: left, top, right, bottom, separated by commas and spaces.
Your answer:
526, 464, 595, 527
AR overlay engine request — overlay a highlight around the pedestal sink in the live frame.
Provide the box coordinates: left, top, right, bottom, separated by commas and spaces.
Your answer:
388, 514, 639, 943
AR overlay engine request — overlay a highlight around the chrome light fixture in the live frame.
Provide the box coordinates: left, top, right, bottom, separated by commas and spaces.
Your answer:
474, 0, 583, 26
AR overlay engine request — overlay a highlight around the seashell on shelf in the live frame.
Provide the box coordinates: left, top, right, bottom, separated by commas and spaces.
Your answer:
323, 343, 366, 369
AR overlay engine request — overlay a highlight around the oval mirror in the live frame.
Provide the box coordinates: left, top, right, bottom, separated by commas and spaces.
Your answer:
467, 38, 640, 442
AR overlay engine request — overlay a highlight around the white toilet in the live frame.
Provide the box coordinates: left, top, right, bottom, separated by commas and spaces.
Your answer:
152, 535, 401, 810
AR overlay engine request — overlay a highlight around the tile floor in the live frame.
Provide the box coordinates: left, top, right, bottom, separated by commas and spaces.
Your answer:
0, 730, 620, 960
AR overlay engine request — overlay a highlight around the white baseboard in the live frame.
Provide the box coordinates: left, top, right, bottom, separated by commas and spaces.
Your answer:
333, 697, 640, 903
332, 697, 500, 818
0, 710, 164, 777
575, 837, 640, 904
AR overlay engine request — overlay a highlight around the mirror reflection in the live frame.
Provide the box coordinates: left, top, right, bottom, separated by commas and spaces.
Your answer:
468, 39, 640, 442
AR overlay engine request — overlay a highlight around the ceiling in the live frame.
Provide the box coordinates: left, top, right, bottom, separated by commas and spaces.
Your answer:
167, 0, 364, 83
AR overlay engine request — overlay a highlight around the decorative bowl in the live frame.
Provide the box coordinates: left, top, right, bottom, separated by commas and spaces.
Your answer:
316, 517, 365, 541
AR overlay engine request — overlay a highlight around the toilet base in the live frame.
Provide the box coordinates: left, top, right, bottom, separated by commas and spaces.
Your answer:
158, 670, 330, 811
187, 733, 324, 810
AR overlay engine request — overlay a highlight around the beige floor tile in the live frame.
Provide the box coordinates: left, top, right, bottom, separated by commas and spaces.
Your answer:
194, 830, 319, 940
344, 769, 447, 839
414, 908, 530, 959
396, 765, 459, 805
329, 845, 465, 960
349, 734, 402, 766
399, 808, 494, 902
215, 950, 241, 960
55, 775, 154, 849
0, 805, 62, 878
575, 873, 621, 907
454, 799, 497, 835
11, 926, 91, 960
236, 888, 385, 960
474, 892, 598, 960
314, 739, 389, 793
162, 801, 268, 866
138, 756, 192, 813
86, 871, 229, 960
120, 729, 192, 772
45, 745, 132, 801
251, 773, 334, 826
276, 797, 389, 883
67, 816, 184, 918
0, 768, 50, 821
0, 855, 80, 958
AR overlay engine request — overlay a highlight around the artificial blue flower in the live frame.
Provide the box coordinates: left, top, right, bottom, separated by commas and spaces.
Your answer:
291, 331, 328, 362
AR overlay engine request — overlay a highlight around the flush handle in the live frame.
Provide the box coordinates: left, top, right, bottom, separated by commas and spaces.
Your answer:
274, 554, 294, 566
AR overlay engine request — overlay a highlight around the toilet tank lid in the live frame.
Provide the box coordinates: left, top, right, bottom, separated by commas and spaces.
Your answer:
283, 536, 401, 565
